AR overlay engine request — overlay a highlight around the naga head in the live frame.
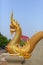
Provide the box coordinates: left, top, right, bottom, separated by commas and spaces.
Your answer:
10, 12, 21, 34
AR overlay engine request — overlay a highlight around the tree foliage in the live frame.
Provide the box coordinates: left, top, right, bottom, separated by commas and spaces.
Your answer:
0, 33, 10, 49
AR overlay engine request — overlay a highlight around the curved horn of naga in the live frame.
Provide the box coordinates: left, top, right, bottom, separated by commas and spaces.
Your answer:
6, 13, 43, 59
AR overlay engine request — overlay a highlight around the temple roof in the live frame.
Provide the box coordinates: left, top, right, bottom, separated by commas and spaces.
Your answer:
21, 35, 29, 41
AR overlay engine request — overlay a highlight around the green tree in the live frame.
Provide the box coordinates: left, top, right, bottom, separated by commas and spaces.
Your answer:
0, 33, 10, 49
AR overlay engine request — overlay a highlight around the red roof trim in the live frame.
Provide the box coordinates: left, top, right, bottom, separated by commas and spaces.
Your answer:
21, 35, 29, 41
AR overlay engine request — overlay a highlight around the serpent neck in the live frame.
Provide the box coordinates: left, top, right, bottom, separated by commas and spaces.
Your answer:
10, 28, 22, 45
29, 31, 43, 53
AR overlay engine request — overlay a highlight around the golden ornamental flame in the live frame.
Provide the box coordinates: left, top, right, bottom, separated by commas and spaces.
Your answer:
6, 13, 43, 59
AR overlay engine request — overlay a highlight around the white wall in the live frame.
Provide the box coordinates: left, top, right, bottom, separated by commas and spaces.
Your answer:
23, 39, 43, 65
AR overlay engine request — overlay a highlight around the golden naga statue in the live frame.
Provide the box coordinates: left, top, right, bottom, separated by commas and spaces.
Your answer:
6, 13, 43, 59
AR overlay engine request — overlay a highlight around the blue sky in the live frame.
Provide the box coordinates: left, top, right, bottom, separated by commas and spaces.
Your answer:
0, 0, 43, 39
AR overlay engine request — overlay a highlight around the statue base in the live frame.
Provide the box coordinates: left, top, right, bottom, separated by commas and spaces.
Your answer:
0, 53, 25, 65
